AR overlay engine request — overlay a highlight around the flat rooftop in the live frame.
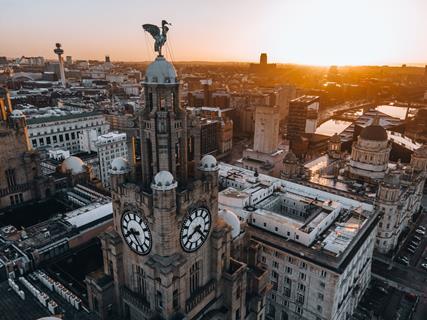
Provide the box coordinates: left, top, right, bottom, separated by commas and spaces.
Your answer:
218, 162, 377, 273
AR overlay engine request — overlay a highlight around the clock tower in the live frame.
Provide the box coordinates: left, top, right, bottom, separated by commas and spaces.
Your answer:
86, 23, 268, 320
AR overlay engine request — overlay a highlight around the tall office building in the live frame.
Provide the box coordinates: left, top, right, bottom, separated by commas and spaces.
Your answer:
85, 46, 268, 320
242, 105, 285, 176
287, 96, 319, 150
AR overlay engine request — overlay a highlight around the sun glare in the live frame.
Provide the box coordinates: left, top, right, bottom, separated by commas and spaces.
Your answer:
266, 0, 414, 66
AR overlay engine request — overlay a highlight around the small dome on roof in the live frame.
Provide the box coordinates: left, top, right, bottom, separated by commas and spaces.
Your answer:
359, 116, 388, 141
199, 154, 218, 171
283, 150, 298, 163
152, 170, 177, 191
110, 157, 129, 175
414, 144, 427, 158
10, 110, 25, 118
145, 56, 177, 84
219, 209, 241, 239
60, 156, 85, 175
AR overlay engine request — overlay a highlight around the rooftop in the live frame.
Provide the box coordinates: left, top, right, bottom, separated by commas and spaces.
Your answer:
218, 163, 377, 272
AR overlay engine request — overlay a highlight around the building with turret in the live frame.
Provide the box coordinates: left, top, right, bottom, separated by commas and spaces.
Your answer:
0, 87, 52, 210
85, 33, 268, 320
303, 116, 427, 255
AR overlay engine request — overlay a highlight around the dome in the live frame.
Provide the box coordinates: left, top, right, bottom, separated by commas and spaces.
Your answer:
110, 157, 130, 175
144, 56, 177, 84
359, 117, 388, 141
152, 170, 177, 191
219, 209, 241, 239
199, 154, 218, 171
414, 144, 427, 158
10, 110, 25, 118
283, 150, 298, 163
60, 156, 85, 175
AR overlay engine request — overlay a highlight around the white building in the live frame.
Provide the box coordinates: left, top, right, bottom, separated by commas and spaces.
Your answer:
218, 163, 378, 320
95, 132, 128, 188
27, 111, 109, 154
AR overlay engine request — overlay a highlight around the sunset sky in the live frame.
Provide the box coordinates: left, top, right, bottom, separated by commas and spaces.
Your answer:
1, 0, 426, 66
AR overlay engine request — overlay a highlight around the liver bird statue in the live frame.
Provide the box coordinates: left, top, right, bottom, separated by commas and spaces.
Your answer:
142, 20, 171, 56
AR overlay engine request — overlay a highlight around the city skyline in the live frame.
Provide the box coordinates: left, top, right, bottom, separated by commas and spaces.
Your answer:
2, 0, 427, 66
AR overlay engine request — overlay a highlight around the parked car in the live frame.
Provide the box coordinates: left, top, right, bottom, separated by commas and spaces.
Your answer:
398, 258, 409, 266
421, 263, 427, 271
407, 247, 416, 254
410, 241, 419, 247
413, 235, 422, 242
415, 229, 425, 236
418, 226, 426, 231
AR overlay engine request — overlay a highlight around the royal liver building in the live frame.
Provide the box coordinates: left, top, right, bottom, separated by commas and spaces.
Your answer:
85, 22, 268, 320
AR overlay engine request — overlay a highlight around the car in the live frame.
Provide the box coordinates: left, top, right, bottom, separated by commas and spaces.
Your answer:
397, 258, 409, 266
409, 245, 417, 251
413, 235, 422, 242
415, 229, 425, 236
410, 241, 419, 247
401, 256, 409, 261
418, 226, 426, 231
406, 247, 416, 254
421, 263, 427, 271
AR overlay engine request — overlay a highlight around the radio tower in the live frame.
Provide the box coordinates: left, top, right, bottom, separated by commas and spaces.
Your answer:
54, 43, 66, 88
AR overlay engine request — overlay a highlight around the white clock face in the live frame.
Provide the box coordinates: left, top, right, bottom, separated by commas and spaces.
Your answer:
180, 207, 211, 252
121, 210, 152, 255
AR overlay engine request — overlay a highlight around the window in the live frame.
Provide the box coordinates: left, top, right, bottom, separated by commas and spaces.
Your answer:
318, 293, 324, 301
319, 281, 326, 288
297, 293, 305, 304
5, 169, 17, 187
295, 306, 303, 315
300, 272, 306, 281
297, 283, 306, 292
236, 308, 241, 320
288, 256, 293, 263
156, 290, 163, 309
317, 305, 323, 313
284, 277, 292, 286
272, 271, 278, 279
273, 261, 279, 268
134, 265, 147, 299
300, 262, 307, 269
190, 261, 201, 294
286, 266, 292, 274
320, 270, 327, 278
283, 287, 291, 298
173, 289, 179, 310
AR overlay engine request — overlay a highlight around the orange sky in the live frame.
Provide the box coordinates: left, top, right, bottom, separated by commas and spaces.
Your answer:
1, 0, 426, 66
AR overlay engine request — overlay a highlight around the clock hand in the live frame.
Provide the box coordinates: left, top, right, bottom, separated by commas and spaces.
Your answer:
188, 225, 201, 240
195, 228, 207, 240
132, 232, 143, 247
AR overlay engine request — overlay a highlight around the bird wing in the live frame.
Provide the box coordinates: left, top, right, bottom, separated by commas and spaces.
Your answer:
142, 24, 160, 38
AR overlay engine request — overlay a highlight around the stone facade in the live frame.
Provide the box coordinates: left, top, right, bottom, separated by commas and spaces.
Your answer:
0, 88, 53, 210
86, 55, 268, 320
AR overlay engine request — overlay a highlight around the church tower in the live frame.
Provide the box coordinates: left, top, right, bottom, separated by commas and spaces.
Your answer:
86, 22, 267, 320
